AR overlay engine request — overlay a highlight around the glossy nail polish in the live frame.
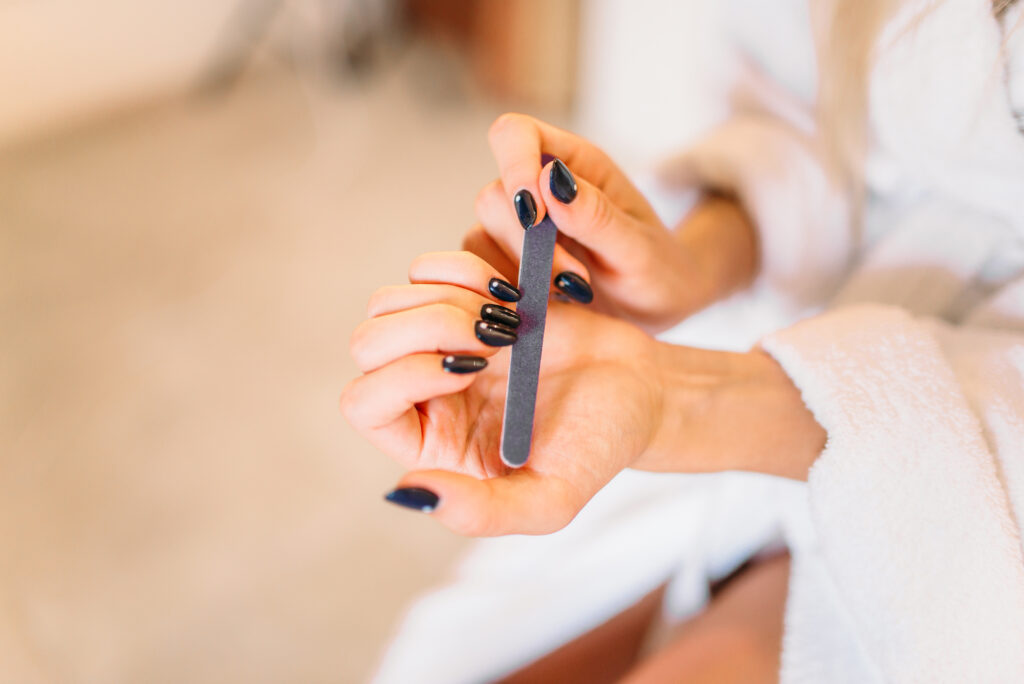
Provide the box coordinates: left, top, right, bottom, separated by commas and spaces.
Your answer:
442, 354, 488, 374
475, 320, 517, 347
549, 159, 578, 204
384, 487, 439, 512
488, 278, 522, 302
514, 189, 537, 229
554, 271, 594, 304
480, 303, 520, 328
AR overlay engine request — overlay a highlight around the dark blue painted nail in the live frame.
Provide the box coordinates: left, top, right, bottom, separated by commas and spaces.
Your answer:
384, 487, 439, 512
475, 320, 517, 347
514, 189, 537, 229
481, 303, 520, 328
488, 278, 521, 302
549, 159, 577, 204
442, 354, 488, 374
554, 271, 593, 304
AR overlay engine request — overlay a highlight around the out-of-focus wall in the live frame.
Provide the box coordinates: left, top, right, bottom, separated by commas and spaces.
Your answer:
0, 0, 238, 147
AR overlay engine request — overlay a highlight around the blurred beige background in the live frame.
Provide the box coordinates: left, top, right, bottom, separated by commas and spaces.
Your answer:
0, 0, 726, 681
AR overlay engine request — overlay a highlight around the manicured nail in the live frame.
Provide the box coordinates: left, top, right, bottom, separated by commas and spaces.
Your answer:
475, 320, 517, 346
442, 354, 488, 374
549, 159, 578, 204
554, 271, 594, 304
384, 487, 439, 513
488, 278, 521, 302
481, 303, 520, 328
514, 189, 537, 229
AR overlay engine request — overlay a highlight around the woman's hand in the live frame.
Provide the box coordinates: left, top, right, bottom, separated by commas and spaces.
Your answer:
341, 251, 826, 536
464, 113, 759, 332
341, 251, 667, 535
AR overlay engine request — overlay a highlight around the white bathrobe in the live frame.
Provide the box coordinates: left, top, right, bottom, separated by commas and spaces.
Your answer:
373, 1, 1024, 681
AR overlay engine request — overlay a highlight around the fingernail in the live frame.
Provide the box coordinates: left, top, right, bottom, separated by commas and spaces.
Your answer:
488, 278, 521, 302
549, 159, 578, 204
384, 487, 439, 513
475, 320, 517, 347
554, 271, 594, 304
481, 303, 520, 328
514, 189, 537, 229
442, 354, 488, 374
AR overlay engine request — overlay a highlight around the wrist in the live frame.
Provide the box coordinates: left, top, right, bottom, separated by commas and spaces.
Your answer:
673, 193, 759, 308
639, 340, 746, 472
639, 341, 825, 481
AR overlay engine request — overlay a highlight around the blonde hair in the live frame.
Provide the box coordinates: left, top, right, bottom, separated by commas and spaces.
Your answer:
812, 0, 905, 236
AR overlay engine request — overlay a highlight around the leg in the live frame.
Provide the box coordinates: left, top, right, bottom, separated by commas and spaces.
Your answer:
621, 553, 791, 684
498, 585, 666, 684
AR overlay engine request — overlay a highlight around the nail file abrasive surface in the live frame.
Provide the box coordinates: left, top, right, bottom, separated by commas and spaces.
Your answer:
500, 215, 558, 467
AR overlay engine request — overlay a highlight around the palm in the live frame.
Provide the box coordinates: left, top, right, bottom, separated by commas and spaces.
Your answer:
414, 304, 661, 503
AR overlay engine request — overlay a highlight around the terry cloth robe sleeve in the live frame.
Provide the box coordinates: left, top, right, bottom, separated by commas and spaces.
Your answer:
760, 291, 1024, 683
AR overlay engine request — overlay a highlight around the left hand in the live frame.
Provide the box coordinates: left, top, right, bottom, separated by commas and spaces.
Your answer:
341, 251, 825, 536
342, 250, 667, 535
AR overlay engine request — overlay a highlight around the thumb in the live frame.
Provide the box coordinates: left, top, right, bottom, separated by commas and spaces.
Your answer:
539, 159, 649, 264
385, 468, 584, 537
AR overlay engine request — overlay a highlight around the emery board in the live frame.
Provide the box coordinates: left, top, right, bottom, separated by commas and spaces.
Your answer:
499, 215, 558, 467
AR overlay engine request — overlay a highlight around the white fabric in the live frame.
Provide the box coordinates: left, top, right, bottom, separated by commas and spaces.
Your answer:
763, 301, 1024, 683
373, 1, 1024, 681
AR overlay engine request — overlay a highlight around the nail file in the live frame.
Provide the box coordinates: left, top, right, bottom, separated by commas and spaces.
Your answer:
500, 215, 558, 467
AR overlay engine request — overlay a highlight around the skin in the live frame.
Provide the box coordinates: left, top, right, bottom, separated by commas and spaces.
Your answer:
466, 113, 759, 332
619, 554, 790, 684
343, 114, 824, 534
501, 554, 791, 684
342, 249, 824, 536
342, 114, 823, 679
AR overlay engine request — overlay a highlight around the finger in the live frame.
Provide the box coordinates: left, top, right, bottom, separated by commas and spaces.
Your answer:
392, 468, 585, 536
367, 283, 490, 319
350, 303, 510, 373
539, 159, 648, 266
487, 113, 658, 222
474, 180, 592, 284
341, 353, 483, 466
461, 225, 518, 283
408, 251, 520, 302
487, 114, 547, 228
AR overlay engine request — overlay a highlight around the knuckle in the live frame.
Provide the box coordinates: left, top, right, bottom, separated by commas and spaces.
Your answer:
461, 225, 486, 251
406, 253, 429, 281
429, 301, 470, 326
473, 181, 503, 220
406, 250, 446, 281
348, 320, 372, 363
456, 250, 493, 282
587, 191, 617, 236
365, 286, 395, 317
338, 381, 358, 420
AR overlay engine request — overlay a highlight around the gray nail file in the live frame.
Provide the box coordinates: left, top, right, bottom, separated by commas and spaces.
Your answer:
500, 215, 558, 468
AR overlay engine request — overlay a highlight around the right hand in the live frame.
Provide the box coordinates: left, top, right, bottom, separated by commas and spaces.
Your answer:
464, 113, 758, 332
